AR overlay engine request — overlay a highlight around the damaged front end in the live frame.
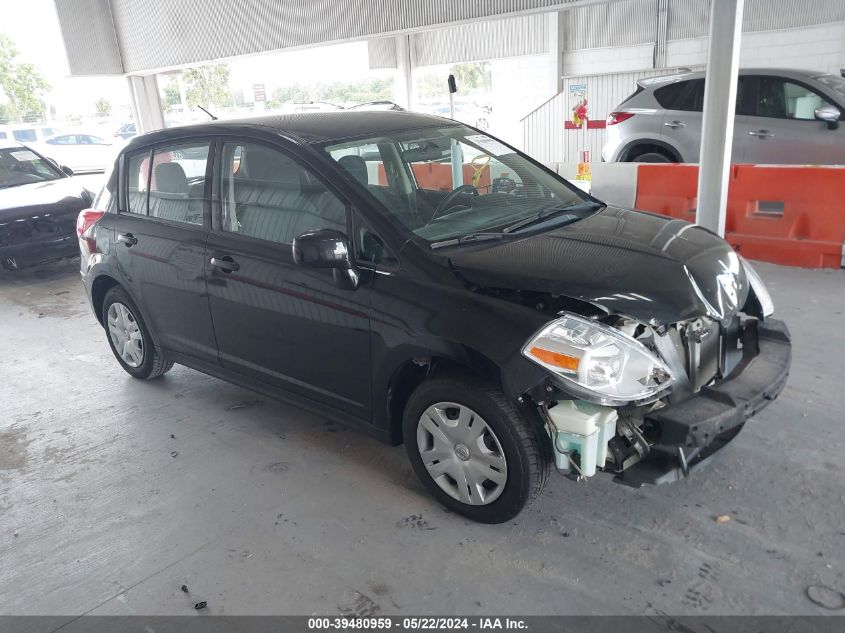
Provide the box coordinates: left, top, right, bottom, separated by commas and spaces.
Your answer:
0, 208, 82, 271
519, 263, 791, 487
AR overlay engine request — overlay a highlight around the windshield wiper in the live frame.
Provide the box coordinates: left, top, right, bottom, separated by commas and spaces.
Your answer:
502, 201, 605, 234
430, 232, 505, 250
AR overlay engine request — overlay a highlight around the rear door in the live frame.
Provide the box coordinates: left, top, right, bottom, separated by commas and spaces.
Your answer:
656, 78, 747, 163
113, 139, 218, 363
205, 139, 372, 418
739, 75, 844, 165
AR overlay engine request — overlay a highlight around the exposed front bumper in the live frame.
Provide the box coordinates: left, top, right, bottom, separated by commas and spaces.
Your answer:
614, 318, 791, 487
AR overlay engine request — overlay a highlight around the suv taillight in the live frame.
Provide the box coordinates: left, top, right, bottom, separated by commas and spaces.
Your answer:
76, 209, 104, 254
607, 112, 635, 126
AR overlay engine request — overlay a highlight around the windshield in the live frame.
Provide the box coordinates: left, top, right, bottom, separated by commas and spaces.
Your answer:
816, 74, 845, 101
0, 147, 63, 189
323, 125, 591, 244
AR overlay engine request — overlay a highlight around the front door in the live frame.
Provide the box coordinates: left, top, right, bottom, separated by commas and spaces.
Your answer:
739, 75, 845, 165
205, 140, 372, 418
113, 140, 218, 363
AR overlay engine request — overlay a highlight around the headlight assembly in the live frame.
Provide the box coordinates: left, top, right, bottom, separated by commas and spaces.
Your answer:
739, 256, 774, 318
522, 313, 676, 405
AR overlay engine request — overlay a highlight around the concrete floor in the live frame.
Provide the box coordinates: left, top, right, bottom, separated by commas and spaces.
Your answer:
0, 258, 843, 617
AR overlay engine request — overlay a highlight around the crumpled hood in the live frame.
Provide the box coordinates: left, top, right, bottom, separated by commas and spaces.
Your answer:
0, 178, 90, 222
447, 205, 748, 325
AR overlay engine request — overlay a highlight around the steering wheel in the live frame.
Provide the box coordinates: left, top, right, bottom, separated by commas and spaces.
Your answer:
428, 184, 479, 224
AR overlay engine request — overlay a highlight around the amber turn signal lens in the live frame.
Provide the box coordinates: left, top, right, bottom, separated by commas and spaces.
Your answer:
529, 346, 579, 371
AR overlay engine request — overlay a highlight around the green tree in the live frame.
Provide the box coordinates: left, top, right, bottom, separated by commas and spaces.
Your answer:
183, 64, 231, 109
161, 77, 181, 109
95, 97, 112, 117
0, 35, 50, 121
450, 62, 492, 93
272, 83, 310, 104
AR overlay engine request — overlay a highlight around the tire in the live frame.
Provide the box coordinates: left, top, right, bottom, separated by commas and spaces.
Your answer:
631, 151, 673, 163
102, 286, 173, 380
403, 374, 550, 523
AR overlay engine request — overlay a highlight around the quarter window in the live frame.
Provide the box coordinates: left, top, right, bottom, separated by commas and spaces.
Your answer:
219, 142, 347, 245
126, 152, 150, 216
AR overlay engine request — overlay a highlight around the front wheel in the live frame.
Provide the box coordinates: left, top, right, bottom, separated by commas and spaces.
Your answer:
403, 375, 550, 523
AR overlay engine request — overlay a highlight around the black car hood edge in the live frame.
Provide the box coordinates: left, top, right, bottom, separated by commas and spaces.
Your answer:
445, 206, 749, 325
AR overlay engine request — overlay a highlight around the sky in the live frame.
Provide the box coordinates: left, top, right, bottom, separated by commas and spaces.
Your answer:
1, 0, 390, 120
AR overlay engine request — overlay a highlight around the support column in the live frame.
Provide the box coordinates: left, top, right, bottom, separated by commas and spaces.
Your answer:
550, 10, 565, 94
395, 35, 414, 110
126, 74, 165, 134
654, 0, 668, 69
695, 0, 744, 236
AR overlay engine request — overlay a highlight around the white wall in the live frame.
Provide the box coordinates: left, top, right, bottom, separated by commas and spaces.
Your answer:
563, 22, 845, 77
562, 44, 654, 76
489, 54, 558, 149
668, 22, 845, 73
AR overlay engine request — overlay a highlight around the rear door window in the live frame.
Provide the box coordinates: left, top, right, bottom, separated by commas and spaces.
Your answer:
654, 79, 705, 111
655, 78, 748, 114
148, 142, 209, 225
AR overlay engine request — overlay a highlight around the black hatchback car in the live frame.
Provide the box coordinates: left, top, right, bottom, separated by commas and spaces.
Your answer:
79, 112, 790, 523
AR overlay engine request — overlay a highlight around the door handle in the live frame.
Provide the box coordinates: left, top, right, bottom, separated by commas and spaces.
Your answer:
748, 129, 774, 138
664, 120, 686, 129
210, 256, 240, 272
117, 232, 137, 246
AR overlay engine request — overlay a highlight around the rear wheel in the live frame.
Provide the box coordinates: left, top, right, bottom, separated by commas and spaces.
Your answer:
102, 286, 173, 380
630, 150, 673, 163
403, 374, 549, 523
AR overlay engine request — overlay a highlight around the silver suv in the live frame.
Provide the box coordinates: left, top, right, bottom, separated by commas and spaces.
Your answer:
602, 68, 845, 165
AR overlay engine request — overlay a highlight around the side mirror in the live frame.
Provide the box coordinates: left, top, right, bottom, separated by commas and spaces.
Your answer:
292, 229, 352, 268
61, 165, 74, 177
815, 104, 841, 130
292, 229, 359, 289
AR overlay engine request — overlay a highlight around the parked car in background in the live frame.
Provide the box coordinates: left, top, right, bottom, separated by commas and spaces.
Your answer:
345, 101, 406, 111
78, 112, 789, 523
36, 132, 121, 173
278, 101, 344, 113
602, 68, 845, 164
420, 100, 492, 130
115, 122, 137, 140
0, 140, 93, 270
0, 124, 63, 144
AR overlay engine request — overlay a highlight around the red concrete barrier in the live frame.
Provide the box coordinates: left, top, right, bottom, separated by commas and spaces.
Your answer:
634, 164, 845, 269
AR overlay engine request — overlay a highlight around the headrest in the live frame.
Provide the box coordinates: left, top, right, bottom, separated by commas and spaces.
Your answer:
154, 162, 188, 194
338, 154, 368, 186
241, 147, 301, 192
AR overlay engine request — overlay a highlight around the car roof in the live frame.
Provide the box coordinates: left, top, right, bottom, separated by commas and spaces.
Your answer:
640, 67, 833, 87
125, 111, 459, 149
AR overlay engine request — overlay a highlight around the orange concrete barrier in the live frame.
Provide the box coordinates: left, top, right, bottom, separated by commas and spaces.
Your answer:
378, 163, 491, 191
634, 164, 845, 269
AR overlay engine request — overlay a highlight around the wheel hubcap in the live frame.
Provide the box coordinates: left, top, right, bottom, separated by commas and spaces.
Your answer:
417, 402, 508, 506
107, 302, 144, 368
